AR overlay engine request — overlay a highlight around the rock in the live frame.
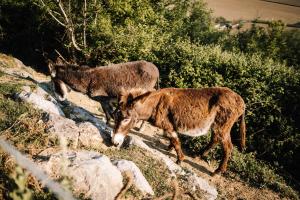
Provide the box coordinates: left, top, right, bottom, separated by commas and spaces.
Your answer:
43, 113, 79, 147
131, 136, 183, 175
0, 63, 33, 79
13, 57, 26, 69
131, 135, 218, 200
16, 85, 105, 149
184, 172, 218, 200
39, 150, 123, 200
16, 89, 65, 116
37, 147, 60, 158
43, 113, 104, 149
21, 85, 31, 93
35, 86, 57, 103
63, 103, 113, 140
78, 122, 104, 149
113, 159, 154, 195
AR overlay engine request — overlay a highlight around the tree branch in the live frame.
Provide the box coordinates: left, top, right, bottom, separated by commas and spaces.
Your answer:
57, 0, 82, 51
83, 0, 87, 48
38, 0, 66, 27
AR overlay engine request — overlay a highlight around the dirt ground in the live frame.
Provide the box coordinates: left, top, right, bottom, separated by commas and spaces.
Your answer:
204, 0, 300, 25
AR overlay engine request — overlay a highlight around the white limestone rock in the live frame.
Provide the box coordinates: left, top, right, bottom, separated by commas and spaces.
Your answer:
43, 113, 103, 148
15, 88, 65, 116
131, 135, 218, 200
39, 150, 123, 200
113, 159, 154, 195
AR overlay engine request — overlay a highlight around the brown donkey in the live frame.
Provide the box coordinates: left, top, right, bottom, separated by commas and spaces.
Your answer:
112, 87, 246, 175
48, 61, 159, 124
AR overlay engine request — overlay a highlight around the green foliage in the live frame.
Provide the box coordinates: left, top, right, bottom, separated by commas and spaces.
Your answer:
0, 82, 21, 95
0, 155, 57, 200
230, 149, 299, 199
0, 82, 51, 151
223, 21, 300, 68
0, 83, 27, 131
0, 0, 63, 72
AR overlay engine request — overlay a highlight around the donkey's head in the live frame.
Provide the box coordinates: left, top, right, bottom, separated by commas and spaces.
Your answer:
48, 61, 71, 101
112, 89, 151, 147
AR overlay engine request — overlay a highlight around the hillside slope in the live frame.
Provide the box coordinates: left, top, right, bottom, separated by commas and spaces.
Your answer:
0, 54, 297, 199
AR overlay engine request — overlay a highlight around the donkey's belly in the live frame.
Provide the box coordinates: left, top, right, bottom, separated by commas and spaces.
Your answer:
180, 126, 211, 137
178, 115, 215, 137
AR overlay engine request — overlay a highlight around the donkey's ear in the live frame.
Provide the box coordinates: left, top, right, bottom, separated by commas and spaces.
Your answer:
47, 60, 56, 78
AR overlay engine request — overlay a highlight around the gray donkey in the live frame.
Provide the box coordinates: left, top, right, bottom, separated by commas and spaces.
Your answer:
48, 60, 159, 125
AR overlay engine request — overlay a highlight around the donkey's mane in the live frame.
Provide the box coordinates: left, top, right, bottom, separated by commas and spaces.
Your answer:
120, 88, 154, 106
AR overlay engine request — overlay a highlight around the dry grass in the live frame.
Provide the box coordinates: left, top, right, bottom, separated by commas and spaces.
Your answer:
0, 54, 17, 69
0, 78, 57, 199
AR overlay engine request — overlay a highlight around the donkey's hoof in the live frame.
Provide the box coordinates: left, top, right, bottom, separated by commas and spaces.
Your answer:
176, 160, 182, 165
167, 144, 174, 151
211, 170, 220, 177
212, 168, 225, 176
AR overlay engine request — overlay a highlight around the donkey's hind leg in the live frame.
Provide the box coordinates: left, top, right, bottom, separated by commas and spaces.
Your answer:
213, 135, 233, 175
212, 122, 234, 176
199, 131, 219, 158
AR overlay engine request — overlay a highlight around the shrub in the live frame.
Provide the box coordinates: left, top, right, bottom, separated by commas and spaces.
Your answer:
224, 21, 300, 68
229, 149, 299, 199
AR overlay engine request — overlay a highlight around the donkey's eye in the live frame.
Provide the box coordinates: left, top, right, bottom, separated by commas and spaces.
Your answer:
123, 118, 131, 123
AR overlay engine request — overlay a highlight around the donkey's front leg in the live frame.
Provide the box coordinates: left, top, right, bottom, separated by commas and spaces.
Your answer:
99, 100, 113, 125
167, 131, 185, 165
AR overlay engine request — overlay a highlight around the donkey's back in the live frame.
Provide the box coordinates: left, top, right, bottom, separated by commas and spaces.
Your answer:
49, 60, 159, 124
89, 60, 159, 97
164, 87, 245, 130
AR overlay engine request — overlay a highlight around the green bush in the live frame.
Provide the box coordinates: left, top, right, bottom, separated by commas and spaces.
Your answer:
223, 21, 300, 68
230, 149, 298, 199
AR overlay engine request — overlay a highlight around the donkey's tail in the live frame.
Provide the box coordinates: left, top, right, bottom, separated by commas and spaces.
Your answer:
155, 74, 160, 90
239, 112, 246, 151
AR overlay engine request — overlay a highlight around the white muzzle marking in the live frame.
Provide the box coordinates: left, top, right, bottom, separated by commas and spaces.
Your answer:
112, 133, 125, 147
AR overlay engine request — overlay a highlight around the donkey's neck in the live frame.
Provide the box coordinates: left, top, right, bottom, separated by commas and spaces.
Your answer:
135, 92, 161, 121
57, 69, 92, 93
